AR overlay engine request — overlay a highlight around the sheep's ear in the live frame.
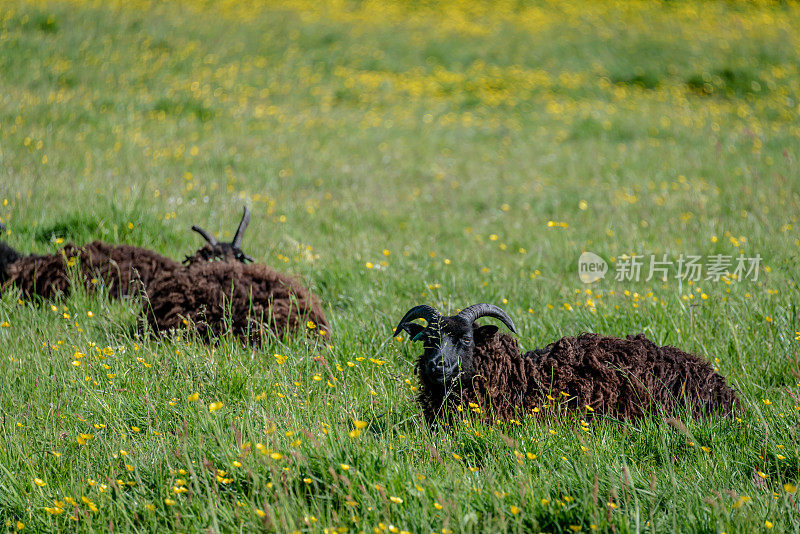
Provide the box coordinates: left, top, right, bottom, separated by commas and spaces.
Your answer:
475, 324, 499, 340
396, 322, 425, 341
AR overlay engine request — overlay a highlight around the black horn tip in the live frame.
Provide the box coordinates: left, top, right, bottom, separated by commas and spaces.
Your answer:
191, 225, 218, 246
392, 304, 440, 339
232, 206, 251, 249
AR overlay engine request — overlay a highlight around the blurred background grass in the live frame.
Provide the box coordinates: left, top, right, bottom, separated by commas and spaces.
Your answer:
1, 0, 799, 532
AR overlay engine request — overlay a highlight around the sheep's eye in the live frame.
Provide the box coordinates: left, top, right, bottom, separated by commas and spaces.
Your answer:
461, 336, 473, 345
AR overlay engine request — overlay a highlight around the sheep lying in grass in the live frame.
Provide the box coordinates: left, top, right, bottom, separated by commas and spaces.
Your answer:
0, 210, 254, 300
144, 260, 329, 342
393, 303, 739, 425
1, 240, 182, 300
144, 207, 328, 340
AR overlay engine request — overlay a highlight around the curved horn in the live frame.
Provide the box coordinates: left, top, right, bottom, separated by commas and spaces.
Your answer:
191, 225, 218, 246
457, 303, 517, 334
232, 206, 250, 249
392, 304, 440, 337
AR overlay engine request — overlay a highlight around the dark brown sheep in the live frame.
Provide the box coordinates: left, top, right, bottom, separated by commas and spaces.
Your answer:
393, 303, 739, 425
144, 260, 329, 342
0, 209, 254, 300
2, 241, 182, 300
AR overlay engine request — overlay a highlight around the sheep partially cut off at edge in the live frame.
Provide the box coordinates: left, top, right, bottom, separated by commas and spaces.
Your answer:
144, 261, 329, 342
3, 241, 183, 300
0, 241, 22, 285
394, 304, 740, 425
0, 208, 254, 300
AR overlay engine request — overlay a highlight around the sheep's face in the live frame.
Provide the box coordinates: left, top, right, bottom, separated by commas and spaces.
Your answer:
393, 304, 517, 392
185, 243, 252, 265
0, 242, 22, 283
413, 316, 476, 388
185, 206, 254, 265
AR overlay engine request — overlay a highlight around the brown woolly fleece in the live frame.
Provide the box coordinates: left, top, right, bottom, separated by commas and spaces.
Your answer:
417, 327, 739, 425
144, 261, 329, 342
4, 241, 182, 300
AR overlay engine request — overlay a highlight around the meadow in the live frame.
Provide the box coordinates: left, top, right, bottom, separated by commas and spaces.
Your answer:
1, 0, 799, 532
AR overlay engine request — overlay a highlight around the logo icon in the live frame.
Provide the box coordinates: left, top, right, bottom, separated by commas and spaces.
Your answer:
578, 252, 607, 284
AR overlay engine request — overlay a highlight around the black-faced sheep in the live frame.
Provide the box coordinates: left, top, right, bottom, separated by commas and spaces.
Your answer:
0, 210, 253, 300
183, 206, 255, 265
143, 260, 329, 342
393, 303, 739, 425
0, 222, 22, 285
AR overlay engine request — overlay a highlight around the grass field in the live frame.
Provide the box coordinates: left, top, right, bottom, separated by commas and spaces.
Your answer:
1, 0, 800, 532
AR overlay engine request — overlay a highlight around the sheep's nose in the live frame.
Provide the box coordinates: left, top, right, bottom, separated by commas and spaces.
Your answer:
427, 359, 444, 376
